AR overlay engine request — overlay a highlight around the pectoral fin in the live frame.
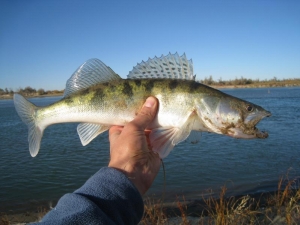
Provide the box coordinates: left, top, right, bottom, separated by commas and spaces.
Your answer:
77, 123, 110, 146
149, 127, 177, 158
187, 130, 202, 144
150, 118, 196, 159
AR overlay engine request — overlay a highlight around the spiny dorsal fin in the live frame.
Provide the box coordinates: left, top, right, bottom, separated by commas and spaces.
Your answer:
127, 52, 195, 80
64, 58, 121, 97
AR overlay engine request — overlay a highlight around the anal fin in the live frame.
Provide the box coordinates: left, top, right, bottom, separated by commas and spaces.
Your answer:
77, 123, 110, 146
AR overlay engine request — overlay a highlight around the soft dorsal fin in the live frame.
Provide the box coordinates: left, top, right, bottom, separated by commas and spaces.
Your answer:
127, 52, 195, 80
64, 58, 121, 97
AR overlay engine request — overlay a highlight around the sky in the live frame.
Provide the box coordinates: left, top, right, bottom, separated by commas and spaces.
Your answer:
0, 0, 299, 91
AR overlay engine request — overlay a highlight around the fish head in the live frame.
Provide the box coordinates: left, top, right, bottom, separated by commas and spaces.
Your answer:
195, 95, 271, 139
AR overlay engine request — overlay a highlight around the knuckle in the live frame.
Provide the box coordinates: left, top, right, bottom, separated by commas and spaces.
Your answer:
139, 108, 154, 120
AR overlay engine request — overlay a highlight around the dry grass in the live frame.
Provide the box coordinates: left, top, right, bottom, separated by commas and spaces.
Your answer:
0, 206, 48, 225
141, 198, 167, 225
264, 173, 300, 225
202, 186, 260, 225
176, 196, 190, 225
140, 174, 300, 225
1, 175, 300, 225
0, 213, 10, 225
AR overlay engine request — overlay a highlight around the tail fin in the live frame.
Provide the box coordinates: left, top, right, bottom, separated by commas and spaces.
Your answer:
14, 94, 43, 157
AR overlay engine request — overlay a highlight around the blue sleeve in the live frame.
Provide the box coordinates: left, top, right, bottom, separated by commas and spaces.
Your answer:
30, 167, 144, 225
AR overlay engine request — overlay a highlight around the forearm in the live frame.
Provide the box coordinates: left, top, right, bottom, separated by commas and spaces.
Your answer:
30, 167, 144, 225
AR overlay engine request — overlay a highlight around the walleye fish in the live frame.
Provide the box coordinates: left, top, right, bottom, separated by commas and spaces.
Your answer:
14, 53, 271, 158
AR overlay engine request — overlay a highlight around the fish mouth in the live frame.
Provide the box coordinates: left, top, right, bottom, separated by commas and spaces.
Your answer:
228, 126, 269, 139
247, 126, 269, 139
227, 111, 271, 139
254, 127, 269, 138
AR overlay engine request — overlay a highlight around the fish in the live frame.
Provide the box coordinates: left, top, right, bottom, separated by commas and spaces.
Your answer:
14, 53, 271, 158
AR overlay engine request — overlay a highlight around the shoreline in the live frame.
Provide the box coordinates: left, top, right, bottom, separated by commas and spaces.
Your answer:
0, 93, 63, 100
211, 83, 300, 89
1, 188, 299, 224
1, 84, 299, 100
2, 171, 300, 224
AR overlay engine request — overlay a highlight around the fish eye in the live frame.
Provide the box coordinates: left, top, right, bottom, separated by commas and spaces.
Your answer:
246, 104, 253, 112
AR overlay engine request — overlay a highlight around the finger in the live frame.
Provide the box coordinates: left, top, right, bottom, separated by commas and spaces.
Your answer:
132, 96, 158, 130
109, 126, 123, 142
144, 130, 151, 136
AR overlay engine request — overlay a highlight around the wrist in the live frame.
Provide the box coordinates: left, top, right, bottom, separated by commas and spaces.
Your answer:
108, 166, 146, 195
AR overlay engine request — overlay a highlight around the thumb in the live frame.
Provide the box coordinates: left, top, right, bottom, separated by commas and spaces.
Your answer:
132, 96, 158, 130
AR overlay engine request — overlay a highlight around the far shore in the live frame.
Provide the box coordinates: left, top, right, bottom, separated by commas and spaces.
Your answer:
0, 93, 63, 100
211, 83, 300, 89
1, 83, 299, 100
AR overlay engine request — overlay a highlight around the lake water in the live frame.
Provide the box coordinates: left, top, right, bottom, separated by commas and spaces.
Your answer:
1, 87, 300, 213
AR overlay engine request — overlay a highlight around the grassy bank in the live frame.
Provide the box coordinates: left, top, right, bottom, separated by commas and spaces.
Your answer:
200, 77, 300, 89
141, 174, 300, 225
0, 93, 63, 100
1, 174, 299, 225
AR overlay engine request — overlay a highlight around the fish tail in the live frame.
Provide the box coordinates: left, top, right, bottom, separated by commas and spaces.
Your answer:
14, 94, 43, 157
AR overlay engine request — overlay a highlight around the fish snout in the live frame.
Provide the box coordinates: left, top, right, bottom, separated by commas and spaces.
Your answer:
265, 110, 272, 117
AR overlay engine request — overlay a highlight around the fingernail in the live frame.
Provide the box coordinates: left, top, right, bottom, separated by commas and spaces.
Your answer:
144, 97, 155, 108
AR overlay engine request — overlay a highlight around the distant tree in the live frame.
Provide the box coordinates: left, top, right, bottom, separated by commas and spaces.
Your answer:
208, 75, 214, 85
37, 88, 45, 95
227, 80, 233, 85
0, 88, 4, 95
23, 86, 36, 95
218, 77, 225, 85
16, 87, 24, 94
9, 88, 14, 95
51, 89, 64, 94
5, 88, 8, 94
202, 75, 214, 85
245, 78, 253, 85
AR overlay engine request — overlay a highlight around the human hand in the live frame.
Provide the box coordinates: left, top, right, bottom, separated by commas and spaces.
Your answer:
108, 97, 161, 195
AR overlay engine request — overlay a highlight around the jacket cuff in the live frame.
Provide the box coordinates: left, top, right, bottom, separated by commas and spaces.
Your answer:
74, 167, 144, 224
